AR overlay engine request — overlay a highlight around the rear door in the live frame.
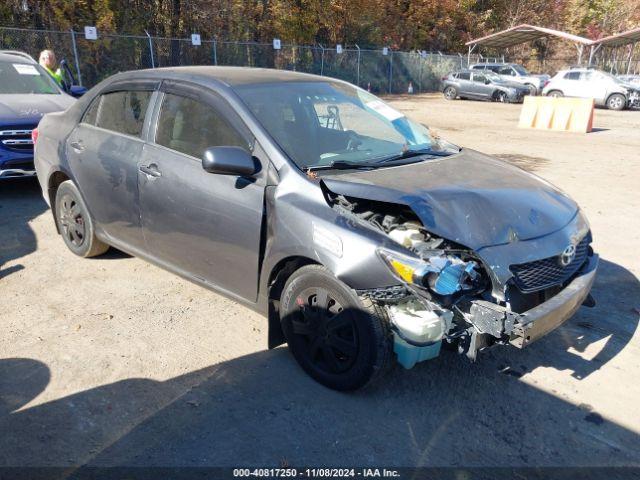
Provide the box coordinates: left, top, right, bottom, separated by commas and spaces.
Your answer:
559, 71, 581, 96
66, 82, 157, 249
138, 81, 266, 302
456, 72, 473, 96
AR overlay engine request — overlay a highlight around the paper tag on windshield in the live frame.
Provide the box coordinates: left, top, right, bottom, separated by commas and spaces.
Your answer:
13, 64, 40, 75
366, 100, 404, 121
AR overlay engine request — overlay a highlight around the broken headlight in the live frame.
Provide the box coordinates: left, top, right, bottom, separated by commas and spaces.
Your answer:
377, 248, 482, 296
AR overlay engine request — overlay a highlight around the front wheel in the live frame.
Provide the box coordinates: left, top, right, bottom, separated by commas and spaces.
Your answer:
280, 265, 392, 391
494, 91, 508, 103
525, 84, 537, 96
607, 93, 626, 111
443, 86, 457, 100
55, 180, 109, 257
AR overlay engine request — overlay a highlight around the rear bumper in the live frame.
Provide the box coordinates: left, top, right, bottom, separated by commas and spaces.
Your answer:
510, 254, 598, 348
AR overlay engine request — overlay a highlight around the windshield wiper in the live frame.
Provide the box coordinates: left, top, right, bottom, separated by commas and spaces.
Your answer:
374, 148, 455, 164
307, 160, 380, 172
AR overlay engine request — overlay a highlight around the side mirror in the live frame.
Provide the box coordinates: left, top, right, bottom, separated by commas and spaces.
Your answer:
485, 79, 491, 84
69, 85, 87, 97
202, 146, 257, 176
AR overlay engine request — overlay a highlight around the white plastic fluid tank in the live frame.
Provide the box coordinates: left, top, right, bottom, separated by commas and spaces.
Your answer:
388, 300, 445, 344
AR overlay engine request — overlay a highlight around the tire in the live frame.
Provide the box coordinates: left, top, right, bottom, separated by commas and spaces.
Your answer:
494, 90, 507, 103
280, 265, 393, 391
525, 84, 537, 96
443, 86, 457, 100
548, 90, 563, 98
606, 93, 626, 111
54, 180, 109, 258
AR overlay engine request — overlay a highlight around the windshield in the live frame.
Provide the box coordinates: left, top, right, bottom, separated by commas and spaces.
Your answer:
0, 60, 61, 94
512, 65, 529, 75
235, 81, 458, 170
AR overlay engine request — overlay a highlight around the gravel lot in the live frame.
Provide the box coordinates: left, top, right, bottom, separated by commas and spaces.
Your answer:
1, 95, 639, 469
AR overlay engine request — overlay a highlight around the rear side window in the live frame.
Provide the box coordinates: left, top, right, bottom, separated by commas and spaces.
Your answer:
458, 72, 471, 80
84, 90, 152, 137
564, 72, 581, 80
155, 92, 246, 159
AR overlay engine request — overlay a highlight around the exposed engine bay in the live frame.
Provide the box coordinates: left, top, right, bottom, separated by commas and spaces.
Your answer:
325, 189, 596, 367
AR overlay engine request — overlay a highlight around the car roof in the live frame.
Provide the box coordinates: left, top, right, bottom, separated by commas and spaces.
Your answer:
0, 51, 37, 64
113, 66, 336, 87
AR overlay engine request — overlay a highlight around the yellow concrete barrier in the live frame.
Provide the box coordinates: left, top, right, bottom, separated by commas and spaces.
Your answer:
518, 96, 594, 133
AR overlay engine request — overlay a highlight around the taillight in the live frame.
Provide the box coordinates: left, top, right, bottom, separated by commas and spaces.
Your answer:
543, 80, 550, 88
31, 128, 39, 144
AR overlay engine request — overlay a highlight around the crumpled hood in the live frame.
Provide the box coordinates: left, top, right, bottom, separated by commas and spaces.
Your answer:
0, 94, 75, 126
321, 149, 578, 250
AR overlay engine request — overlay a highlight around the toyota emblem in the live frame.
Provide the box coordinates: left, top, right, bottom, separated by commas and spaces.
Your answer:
559, 244, 577, 267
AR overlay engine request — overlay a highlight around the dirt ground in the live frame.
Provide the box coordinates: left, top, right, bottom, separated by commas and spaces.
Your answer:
1, 95, 639, 469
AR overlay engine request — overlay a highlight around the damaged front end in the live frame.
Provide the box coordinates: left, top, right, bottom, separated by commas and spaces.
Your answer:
326, 190, 597, 368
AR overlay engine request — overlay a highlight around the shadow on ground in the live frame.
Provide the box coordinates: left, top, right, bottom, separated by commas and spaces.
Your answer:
1, 257, 638, 469
0, 178, 47, 279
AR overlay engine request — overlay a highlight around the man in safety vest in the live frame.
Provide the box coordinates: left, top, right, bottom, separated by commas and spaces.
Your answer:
39, 49, 63, 86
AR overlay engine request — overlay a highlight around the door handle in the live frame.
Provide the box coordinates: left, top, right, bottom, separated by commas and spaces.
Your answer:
69, 141, 85, 152
139, 163, 162, 178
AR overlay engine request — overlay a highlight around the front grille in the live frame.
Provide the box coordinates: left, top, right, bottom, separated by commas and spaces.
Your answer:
0, 128, 35, 152
509, 233, 591, 293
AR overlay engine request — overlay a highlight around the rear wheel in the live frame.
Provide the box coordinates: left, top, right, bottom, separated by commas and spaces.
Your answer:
606, 93, 626, 111
443, 86, 457, 100
55, 180, 109, 257
548, 90, 563, 98
280, 265, 392, 391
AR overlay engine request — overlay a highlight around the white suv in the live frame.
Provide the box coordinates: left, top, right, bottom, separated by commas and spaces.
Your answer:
542, 68, 640, 110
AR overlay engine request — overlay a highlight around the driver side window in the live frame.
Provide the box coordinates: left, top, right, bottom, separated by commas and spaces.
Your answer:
473, 73, 487, 83
155, 92, 247, 159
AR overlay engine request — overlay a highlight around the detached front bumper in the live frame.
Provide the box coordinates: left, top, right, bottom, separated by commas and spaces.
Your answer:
467, 254, 598, 353
510, 254, 598, 347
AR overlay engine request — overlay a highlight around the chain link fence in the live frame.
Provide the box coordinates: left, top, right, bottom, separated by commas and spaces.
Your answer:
0, 26, 491, 93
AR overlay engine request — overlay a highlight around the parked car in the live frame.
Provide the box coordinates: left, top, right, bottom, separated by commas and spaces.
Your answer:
442, 70, 530, 103
0, 50, 76, 178
34, 67, 598, 391
470, 62, 549, 95
617, 74, 640, 86
542, 68, 640, 110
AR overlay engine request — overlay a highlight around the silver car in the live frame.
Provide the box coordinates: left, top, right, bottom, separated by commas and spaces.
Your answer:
543, 68, 640, 110
33, 67, 598, 391
470, 62, 548, 95
442, 70, 530, 103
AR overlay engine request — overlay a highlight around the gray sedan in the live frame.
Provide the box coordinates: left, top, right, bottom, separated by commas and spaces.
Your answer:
442, 70, 530, 103
33, 67, 597, 390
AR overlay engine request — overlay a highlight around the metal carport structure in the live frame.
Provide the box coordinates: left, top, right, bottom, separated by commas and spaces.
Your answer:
465, 24, 593, 66
591, 27, 640, 73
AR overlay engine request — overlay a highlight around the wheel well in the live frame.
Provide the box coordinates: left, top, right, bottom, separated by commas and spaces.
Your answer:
266, 256, 319, 349
47, 171, 70, 232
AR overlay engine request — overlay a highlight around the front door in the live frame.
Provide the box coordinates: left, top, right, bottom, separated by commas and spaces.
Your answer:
66, 86, 155, 249
470, 72, 493, 98
138, 83, 265, 302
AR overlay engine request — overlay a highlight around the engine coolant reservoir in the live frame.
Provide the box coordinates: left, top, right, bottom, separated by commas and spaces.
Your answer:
388, 300, 452, 369
388, 227, 424, 249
